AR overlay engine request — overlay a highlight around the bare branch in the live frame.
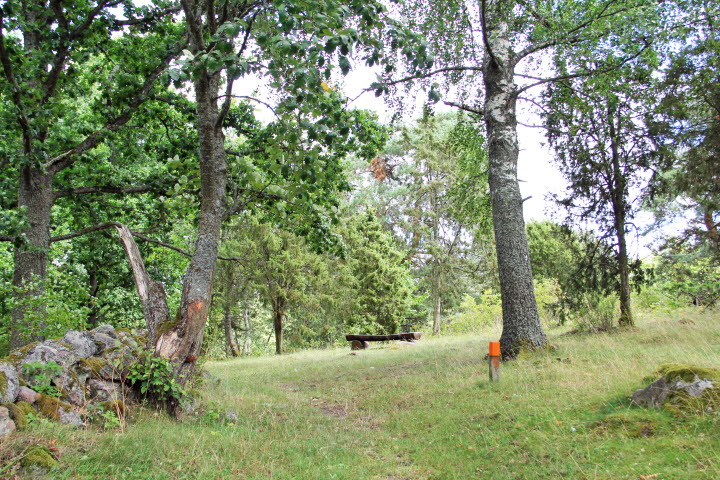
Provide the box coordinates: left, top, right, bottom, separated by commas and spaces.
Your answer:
50, 222, 121, 242
515, 42, 650, 95
444, 101, 484, 116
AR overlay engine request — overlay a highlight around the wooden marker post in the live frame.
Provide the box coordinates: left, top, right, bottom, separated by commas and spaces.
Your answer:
489, 341, 501, 381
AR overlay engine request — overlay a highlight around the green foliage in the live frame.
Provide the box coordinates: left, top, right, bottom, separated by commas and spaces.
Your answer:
21, 361, 63, 397
574, 294, 619, 332
442, 291, 501, 335
127, 352, 186, 404
340, 211, 426, 333
654, 245, 720, 307
86, 402, 124, 430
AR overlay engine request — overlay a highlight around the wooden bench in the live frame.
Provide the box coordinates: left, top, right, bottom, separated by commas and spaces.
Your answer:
345, 332, 422, 350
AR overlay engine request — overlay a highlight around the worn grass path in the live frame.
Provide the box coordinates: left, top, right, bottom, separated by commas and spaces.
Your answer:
4, 309, 720, 479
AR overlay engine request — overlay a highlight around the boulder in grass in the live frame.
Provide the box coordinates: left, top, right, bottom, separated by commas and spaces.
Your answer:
632, 364, 719, 413
0, 362, 19, 403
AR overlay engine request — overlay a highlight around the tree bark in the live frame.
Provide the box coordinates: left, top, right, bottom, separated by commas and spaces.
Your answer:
483, 2, 546, 359
431, 284, 442, 334
242, 304, 252, 356
10, 167, 53, 349
114, 224, 171, 343
154, 61, 227, 384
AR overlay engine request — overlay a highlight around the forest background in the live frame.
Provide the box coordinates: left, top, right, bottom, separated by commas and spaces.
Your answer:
0, 0, 717, 363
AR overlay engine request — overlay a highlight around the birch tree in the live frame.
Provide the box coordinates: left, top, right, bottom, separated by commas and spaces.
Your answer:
382, 0, 654, 357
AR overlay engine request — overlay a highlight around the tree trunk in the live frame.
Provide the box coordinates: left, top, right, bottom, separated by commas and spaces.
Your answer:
242, 304, 252, 355
115, 224, 171, 343
10, 167, 53, 349
431, 282, 442, 334
224, 305, 240, 357
483, 5, 546, 359
154, 66, 227, 384
272, 297, 285, 355
608, 108, 633, 327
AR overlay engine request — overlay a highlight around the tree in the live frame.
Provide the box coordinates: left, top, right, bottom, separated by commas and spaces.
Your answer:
350, 112, 491, 333
221, 216, 324, 355
0, 1, 183, 348
542, 54, 660, 326
129, 0, 431, 390
648, 0, 720, 258
339, 211, 425, 334
387, 0, 654, 356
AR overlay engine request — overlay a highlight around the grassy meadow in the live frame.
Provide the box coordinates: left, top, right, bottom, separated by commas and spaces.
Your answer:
2, 308, 719, 479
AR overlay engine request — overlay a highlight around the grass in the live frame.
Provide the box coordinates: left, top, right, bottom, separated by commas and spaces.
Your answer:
1, 308, 719, 479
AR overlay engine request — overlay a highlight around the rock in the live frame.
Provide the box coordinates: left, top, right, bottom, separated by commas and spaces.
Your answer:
0, 362, 20, 403
91, 332, 118, 351
225, 410, 239, 423
2, 402, 28, 430
55, 370, 89, 407
58, 407, 83, 427
17, 340, 76, 368
0, 406, 16, 436
91, 324, 118, 338
632, 364, 718, 410
631, 376, 673, 408
87, 379, 133, 403
17, 386, 40, 404
21, 446, 59, 475
61, 330, 99, 358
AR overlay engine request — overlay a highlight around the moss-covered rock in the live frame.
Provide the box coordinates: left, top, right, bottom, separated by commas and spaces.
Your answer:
0, 362, 19, 403
633, 364, 718, 414
21, 446, 59, 475
15, 401, 36, 416
2, 342, 39, 368
35, 393, 73, 421
77, 357, 107, 377
2, 402, 27, 429
656, 363, 720, 383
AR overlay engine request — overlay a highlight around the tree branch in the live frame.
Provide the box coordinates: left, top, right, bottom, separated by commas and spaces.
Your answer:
49, 221, 245, 261
0, 10, 32, 153
444, 101, 484, 116
515, 42, 650, 95
44, 44, 184, 174
368, 66, 482, 91
50, 222, 121, 242
53, 185, 157, 200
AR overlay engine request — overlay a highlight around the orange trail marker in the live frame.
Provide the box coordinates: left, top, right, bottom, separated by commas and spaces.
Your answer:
489, 341, 501, 381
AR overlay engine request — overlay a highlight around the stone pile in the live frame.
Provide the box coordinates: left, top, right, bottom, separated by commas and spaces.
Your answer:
0, 324, 145, 436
